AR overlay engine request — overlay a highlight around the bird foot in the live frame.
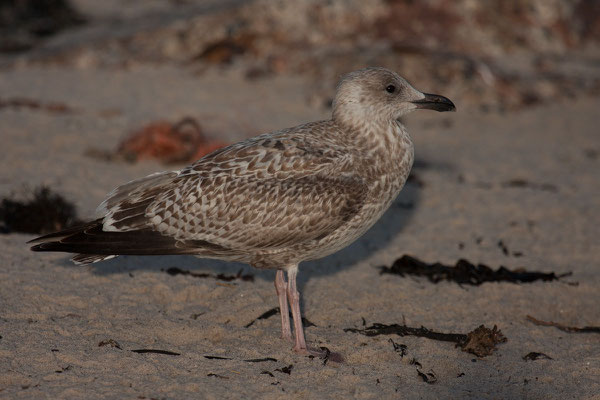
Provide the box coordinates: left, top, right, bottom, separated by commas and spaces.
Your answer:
294, 345, 344, 363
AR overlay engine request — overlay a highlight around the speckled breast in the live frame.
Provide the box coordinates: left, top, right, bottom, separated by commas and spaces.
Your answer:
302, 144, 414, 262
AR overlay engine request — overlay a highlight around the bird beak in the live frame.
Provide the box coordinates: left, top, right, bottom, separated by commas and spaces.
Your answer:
412, 93, 456, 112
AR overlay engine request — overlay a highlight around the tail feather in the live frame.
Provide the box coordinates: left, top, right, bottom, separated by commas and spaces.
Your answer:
29, 220, 199, 264
28, 171, 201, 265
27, 219, 103, 244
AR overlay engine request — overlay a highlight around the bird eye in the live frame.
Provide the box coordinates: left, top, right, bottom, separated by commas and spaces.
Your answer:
386, 85, 396, 93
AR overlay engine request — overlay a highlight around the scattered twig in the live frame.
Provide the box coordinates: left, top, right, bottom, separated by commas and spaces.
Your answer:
274, 364, 293, 375
388, 339, 408, 357
523, 352, 553, 361
204, 355, 232, 360
502, 179, 558, 193
244, 358, 278, 363
497, 240, 509, 256
207, 373, 229, 379
458, 176, 559, 192
131, 349, 180, 356
319, 347, 331, 365
98, 339, 122, 350
404, 353, 437, 384
190, 312, 204, 320
164, 267, 254, 282
417, 369, 438, 384
54, 365, 72, 374
245, 307, 279, 328
0, 98, 78, 114
526, 315, 600, 334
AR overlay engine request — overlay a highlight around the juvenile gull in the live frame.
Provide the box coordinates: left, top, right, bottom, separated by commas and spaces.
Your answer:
29, 67, 455, 355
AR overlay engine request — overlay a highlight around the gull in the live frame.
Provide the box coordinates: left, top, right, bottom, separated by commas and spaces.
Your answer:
30, 67, 455, 356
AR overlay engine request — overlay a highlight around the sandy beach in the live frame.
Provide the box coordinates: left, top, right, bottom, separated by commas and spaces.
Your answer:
1, 1, 599, 399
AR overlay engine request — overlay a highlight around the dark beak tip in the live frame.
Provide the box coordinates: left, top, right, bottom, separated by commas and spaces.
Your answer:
413, 93, 456, 113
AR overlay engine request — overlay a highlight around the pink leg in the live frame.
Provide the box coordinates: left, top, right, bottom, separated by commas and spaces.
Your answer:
284, 265, 344, 362
275, 269, 292, 342
286, 265, 308, 352
287, 264, 327, 356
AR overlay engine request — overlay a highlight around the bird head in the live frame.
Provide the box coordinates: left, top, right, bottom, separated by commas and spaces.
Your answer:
332, 67, 455, 127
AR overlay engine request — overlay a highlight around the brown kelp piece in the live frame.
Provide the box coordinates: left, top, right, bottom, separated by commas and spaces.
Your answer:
459, 325, 507, 357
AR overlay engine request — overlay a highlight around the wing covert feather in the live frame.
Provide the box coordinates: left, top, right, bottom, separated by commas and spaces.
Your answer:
147, 173, 367, 250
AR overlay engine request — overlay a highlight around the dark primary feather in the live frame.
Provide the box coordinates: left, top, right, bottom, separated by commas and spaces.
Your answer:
29, 220, 224, 257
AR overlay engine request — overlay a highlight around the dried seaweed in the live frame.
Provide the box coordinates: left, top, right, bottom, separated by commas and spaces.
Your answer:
346, 323, 466, 343
345, 323, 506, 357
526, 315, 600, 334
1, 186, 81, 234
0, 0, 85, 53
460, 325, 507, 357
380, 255, 570, 285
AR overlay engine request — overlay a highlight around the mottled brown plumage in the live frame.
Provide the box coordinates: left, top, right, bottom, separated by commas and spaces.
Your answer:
30, 67, 455, 355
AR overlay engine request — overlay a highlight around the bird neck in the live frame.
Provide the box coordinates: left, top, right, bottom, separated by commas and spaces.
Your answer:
335, 117, 410, 159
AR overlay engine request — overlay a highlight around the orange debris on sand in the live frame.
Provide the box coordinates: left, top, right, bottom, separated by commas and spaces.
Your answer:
117, 117, 228, 164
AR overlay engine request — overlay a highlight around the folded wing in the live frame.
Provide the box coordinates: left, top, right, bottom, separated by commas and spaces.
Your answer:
30, 134, 367, 264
